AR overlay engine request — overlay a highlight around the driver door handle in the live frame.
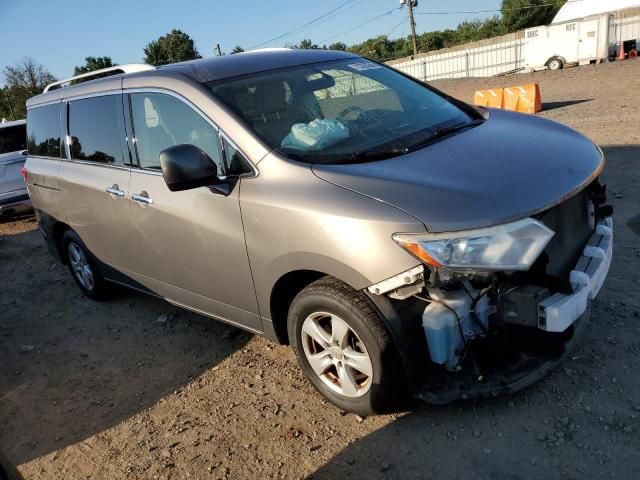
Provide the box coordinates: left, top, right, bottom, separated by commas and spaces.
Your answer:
106, 185, 125, 197
131, 191, 153, 205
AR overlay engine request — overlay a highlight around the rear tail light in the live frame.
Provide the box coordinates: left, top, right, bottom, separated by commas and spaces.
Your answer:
21, 166, 28, 183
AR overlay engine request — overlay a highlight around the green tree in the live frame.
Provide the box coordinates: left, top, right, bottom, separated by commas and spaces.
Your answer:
348, 35, 395, 60
417, 30, 457, 52
230, 45, 245, 54
328, 42, 347, 51
73, 56, 117, 75
297, 39, 319, 49
1, 87, 17, 120
143, 29, 201, 66
478, 15, 508, 39
1, 57, 56, 119
501, 0, 565, 32
454, 20, 485, 44
390, 37, 413, 59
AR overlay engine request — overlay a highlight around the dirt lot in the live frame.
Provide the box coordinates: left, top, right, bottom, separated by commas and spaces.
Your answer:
1, 60, 639, 480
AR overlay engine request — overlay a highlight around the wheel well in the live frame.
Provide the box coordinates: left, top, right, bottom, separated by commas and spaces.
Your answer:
269, 270, 327, 345
546, 56, 564, 66
52, 221, 70, 263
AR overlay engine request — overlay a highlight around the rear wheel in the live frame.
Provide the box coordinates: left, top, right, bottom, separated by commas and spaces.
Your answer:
288, 277, 406, 415
62, 230, 110, 300
547, 57, 563, 71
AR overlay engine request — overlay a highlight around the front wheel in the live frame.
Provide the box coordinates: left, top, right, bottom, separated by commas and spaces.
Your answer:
288, 277, 406, 415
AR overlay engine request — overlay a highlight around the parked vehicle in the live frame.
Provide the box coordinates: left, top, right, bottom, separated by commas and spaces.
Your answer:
525, 10, 640, 71
24, 49, 612, 415
0, 119, 30, 216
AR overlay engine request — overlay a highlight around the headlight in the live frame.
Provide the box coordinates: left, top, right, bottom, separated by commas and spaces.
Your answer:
393, 218, 554, 271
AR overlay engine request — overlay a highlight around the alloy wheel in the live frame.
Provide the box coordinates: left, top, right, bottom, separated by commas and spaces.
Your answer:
301, 312, 373, 398
68, 242, 95, 291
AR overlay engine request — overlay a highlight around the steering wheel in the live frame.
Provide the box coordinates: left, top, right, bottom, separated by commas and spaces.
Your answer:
336, 105, 366, 124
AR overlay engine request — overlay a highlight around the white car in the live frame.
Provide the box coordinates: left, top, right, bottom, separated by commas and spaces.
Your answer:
0, 119, 30, 216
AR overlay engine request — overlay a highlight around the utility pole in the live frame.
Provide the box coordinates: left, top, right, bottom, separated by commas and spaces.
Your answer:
407, 0, 418, 56
214, 44, 223, 56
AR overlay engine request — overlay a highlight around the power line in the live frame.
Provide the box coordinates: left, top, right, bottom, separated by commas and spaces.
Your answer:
414, 0, 581, 16
357, 15, 408, 56
249, 0, 579, 53
312, 0, 366, 32
318, 7, 402, 44
399, 10, 408, 40
248, 0, 358, 49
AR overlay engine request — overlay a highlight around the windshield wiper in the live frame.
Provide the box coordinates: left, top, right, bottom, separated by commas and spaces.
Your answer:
406, 119, 485, 152
275, 148, 406, 165
344, 147, 408, 164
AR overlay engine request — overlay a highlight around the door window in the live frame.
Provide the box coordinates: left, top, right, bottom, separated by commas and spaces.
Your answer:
221, 137, 253, 176
130, 93, 223, 172
68, 95, 125, 164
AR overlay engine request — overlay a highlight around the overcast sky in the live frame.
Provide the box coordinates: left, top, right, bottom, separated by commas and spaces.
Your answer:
1, 0, 501, 80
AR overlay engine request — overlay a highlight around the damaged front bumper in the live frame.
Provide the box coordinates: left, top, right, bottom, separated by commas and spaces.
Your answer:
416, 308, 591, 404
539, 217, 613, 332
366, 216, 613, 404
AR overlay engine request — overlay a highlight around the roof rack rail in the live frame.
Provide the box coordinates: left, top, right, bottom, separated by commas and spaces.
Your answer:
44, 64, 155, 92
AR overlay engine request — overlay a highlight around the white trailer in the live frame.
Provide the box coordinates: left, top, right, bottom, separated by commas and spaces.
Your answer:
524, 14, 611, 71
388, 8, 639, 80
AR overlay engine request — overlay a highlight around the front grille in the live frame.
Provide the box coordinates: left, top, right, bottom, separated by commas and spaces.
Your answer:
535, 188, 594, 282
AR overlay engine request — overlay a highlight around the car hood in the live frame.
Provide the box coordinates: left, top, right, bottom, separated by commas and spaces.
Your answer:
312, 109, 603, 232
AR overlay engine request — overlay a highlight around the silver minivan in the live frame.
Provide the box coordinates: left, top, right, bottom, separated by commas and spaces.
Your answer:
25, 49, 612, 415
0, 119, 30, 216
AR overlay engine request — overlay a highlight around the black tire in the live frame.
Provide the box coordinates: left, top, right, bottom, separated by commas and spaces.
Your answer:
288, 276, 406, 415
547, 57, 563, 71
62, 230, 111, 300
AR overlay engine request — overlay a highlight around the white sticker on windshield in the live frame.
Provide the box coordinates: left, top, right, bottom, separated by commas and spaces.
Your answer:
348, 62, 383, 72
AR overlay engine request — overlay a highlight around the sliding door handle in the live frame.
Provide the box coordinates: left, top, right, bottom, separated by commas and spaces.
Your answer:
131, 191, 153, 205
106, 185, 125, 197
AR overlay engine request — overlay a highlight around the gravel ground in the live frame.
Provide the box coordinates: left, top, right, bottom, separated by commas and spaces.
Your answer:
1, 60, 639, 480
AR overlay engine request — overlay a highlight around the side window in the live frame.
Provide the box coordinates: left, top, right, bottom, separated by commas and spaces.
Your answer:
221, 137, 253, 176
27, 103, 61, 157
130, 93, 223, 171
0, 124, 26, 154
69, 95, 124, 164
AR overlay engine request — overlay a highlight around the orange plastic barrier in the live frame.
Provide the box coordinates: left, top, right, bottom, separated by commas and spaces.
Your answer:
503, 84, 542, 114
473, 88, 504, 109
473, 83, 542, 114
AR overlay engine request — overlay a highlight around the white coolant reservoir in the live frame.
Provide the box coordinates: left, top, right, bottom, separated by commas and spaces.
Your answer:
422, 287, 490, 369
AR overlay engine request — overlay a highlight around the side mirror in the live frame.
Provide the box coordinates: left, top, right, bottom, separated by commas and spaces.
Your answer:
160, 144, 220, 192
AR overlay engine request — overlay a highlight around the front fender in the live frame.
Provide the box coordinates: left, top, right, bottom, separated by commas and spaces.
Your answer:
239, 154, 425, 322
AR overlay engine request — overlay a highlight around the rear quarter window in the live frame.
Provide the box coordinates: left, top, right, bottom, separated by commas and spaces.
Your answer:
27, 103, 61, 157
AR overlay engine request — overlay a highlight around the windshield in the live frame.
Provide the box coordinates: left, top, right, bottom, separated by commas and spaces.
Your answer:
207, 58, 474, 164
0, 124, 26, 155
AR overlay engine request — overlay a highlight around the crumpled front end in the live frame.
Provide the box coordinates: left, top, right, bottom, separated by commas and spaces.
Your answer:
367, 180, 613, 403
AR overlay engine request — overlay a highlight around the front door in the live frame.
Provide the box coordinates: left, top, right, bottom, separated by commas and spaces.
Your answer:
124, 91, 261, 330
